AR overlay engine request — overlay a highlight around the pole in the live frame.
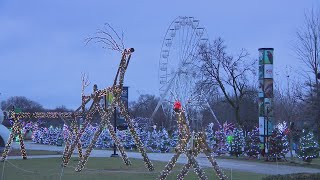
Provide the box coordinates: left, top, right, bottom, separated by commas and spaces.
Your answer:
263, 117, 266, 158
266, 107, 269, 161
111, 107, 119, 157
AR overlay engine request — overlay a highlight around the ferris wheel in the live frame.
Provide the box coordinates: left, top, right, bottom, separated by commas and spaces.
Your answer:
158, 16, 211, 129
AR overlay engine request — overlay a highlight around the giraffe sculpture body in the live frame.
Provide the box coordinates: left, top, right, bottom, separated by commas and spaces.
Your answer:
63, 48, 154, 172
159, 102, 228, 180
1, 111, 82, 161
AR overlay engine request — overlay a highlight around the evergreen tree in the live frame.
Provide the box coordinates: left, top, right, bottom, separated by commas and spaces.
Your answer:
205, 123, 215, 149
170, 129, 178, 148
136, 127, 148, 148
159, 128, 170, 153
244, 127, 260, 158
297, 129, 319, 162
124, 128, 135, 150
268, 128, 289, 160
96, 128, 112, 149
230, 127, 244, 157
214, 128, 228, 155
80, 124, 95, 148
148, 126, 160, 152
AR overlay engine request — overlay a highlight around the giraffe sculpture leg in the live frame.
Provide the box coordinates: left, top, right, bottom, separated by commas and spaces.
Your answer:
177, 144, 201, 179
63, 110, 94, 167
185, 150, 208, 180
199, 140, 228, 180
97, 106, 131, 166
177, 158, 192, 180
75, 106, 116, 172
17, 126, 27, 159
62, 135, 71, 165
1, 128, 16, 161
62, 119, 83, 166
159, 151, 182, 180
118, 100, 154, 171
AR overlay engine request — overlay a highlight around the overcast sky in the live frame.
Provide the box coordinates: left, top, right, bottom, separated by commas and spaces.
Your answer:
0, 0, 319, 109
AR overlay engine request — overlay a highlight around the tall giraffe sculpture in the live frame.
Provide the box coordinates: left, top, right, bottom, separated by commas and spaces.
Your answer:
63, 48, 154, 172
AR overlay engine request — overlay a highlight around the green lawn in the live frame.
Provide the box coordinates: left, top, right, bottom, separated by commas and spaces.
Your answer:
7, 149, 62, 156
0, 157, 267, 180
216, 155, 320, 169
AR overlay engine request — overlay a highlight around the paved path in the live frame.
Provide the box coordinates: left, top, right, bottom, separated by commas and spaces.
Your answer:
8, 142, 320, 175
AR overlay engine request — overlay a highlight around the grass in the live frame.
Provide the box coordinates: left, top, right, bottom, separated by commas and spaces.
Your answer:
216, 155, 320, 169
7, 149, 62, 156
0, 157, 267, 180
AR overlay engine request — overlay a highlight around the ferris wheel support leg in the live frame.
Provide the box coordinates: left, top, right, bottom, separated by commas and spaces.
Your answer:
118, 100, 154, 171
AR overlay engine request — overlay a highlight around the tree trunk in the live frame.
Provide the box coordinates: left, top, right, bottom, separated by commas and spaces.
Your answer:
235, 106, 242, 127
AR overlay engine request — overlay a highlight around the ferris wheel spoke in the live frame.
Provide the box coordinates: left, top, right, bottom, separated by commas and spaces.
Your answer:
181, 20, 191, 64
182, 25, 196, 63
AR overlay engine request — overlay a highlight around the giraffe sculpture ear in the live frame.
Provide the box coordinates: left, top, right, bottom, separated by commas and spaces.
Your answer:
129, 48, 135, 53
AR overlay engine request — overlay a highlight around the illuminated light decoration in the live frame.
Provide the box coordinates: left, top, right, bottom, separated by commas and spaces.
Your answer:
70, 48, 154, 172
297, 129, 319, 162
159, 106, 228, 180
268, 128, 289, 160
61, 117, 83, 166
1, 111, 27, 161
1, 110, 83, 161
61, 94, 91, 167
174, 101, 182, 112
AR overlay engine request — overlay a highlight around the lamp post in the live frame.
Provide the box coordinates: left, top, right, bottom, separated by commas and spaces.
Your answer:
265, 107, 270, 161
0, 93, 3, 124
110, 107, 119, 157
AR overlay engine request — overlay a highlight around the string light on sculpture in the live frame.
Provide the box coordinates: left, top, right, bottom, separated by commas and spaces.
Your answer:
1, 110, 82, 161
69, 47, 154, 172
1, 110, 27, 161
61, 117, 83, 166
159, 102, 228, 180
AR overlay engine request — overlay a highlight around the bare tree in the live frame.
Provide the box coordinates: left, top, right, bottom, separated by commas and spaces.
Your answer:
198, 38, 256, 127
129, 94, 167, 130
294, 7, 320, 140
295, 8, 320, 88
1, 96, 44, 112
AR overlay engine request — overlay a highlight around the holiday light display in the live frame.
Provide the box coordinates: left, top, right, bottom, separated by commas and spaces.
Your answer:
60, 89, 91, 167
62, 48, 154, 172
0, 109, 85, 161
268, 128, 289, 160
229, 127, 244, 157
297, 129, 319, 162
61, 118, 83, 166
159, 103, 228, 180
1, 110, 27, 161
244, 127, 261, 158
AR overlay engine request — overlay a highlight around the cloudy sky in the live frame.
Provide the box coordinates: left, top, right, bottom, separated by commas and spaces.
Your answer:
0, 0, 319, 109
